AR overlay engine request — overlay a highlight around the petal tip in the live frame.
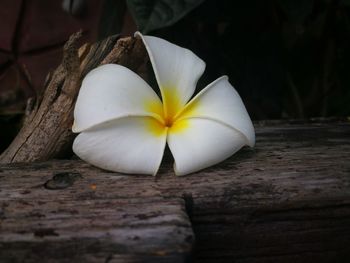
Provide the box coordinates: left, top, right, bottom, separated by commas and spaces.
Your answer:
134, 31, 142, 38
72, 122, 80, 133
245, 123, 256, 147
173, 164, 186, 176
248, 133, 256, 148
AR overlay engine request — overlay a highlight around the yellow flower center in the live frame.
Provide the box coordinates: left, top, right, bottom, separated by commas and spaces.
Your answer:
163, 116, 173, 128
144, 86, 190, 136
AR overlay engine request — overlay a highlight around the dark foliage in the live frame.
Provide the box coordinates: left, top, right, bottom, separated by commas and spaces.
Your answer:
129, 0, 350, 119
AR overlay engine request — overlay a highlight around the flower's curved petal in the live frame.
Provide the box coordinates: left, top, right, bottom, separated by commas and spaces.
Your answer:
135, 32, 205, 118
167, 118, 246, 176
73, 64, 163, 133
178, 76, 255, 147
73, 117, 167, 175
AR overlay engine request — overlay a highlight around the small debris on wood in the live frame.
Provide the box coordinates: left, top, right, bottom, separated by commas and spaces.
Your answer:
44, 172, 82, 190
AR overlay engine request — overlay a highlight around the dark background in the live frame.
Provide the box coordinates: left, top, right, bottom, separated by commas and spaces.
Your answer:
1, 0, 350, 152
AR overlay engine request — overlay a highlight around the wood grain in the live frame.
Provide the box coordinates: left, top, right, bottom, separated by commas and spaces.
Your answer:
0, 121, 349, 262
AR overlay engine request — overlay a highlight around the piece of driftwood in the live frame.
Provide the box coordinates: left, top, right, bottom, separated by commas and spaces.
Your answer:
0, 33, 148, 164
0, 121, 349, 262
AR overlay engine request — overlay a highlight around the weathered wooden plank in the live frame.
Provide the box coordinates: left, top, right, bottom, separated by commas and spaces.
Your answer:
0, 171, 193, 262
191, 121, 350, 262
0, 121, 350, 262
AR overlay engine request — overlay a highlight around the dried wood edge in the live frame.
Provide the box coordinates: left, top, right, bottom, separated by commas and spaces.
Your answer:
0, 33, 148, 164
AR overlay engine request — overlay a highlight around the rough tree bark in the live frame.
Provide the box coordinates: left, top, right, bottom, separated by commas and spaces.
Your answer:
0, 32, 148, 163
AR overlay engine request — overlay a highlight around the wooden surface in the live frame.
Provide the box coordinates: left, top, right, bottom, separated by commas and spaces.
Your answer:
0, 121, 350, 262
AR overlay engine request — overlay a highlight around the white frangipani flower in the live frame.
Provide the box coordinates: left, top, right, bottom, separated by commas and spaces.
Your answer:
72, 32, 255, 176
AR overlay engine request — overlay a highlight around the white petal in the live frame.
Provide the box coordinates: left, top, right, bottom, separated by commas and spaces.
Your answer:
167, 118, 246, 176
73, 117, 167, 175
135, 32, 205, 117
178, 76, 255, 146
73, 64, 163, 132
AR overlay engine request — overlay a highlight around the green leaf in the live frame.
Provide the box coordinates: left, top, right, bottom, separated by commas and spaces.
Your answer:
277, 0, 314, 23
126, 0, 204, 33
340, 0, 350, 6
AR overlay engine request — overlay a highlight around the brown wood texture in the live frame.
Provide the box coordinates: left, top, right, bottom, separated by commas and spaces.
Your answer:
0, 121, 349, 262
0, 34, 148, 164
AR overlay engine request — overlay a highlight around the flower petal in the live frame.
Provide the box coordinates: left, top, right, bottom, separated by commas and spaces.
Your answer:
73, 117, 167, 175
73, 64, 163, 133
177, 76, 255, 146
135, 32, 205, 118
167, 118, 247, 176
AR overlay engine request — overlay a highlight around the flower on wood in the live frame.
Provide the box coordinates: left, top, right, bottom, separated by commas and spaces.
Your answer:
72, 32, 255, 176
